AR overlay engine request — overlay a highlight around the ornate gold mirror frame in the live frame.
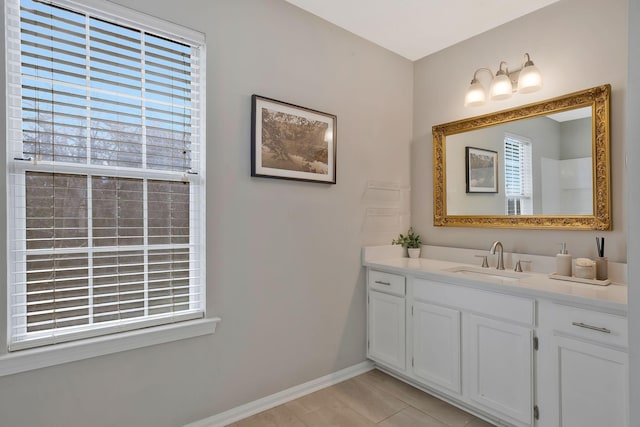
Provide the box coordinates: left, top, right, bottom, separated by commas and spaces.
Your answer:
432, 84, 611, 230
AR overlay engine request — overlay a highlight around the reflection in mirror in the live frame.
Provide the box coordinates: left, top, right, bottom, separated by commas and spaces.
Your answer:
446, 107, 592, 216
433, 85, 611, 230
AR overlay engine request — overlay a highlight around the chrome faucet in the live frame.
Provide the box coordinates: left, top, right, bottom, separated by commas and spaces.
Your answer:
490, 241, 505, 270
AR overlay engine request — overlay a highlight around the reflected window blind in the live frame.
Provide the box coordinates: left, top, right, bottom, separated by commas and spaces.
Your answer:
504, 134, 533, 215
6, 0, 206, 350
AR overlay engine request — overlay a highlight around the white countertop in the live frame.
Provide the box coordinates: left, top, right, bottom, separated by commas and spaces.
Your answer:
364, 256, 627, 314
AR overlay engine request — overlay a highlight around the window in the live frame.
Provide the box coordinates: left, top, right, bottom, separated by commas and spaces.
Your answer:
5, 0, 206, 351
504, 134, 533, 215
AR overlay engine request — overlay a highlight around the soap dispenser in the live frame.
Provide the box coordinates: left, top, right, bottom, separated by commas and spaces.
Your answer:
556, 242, 572, 277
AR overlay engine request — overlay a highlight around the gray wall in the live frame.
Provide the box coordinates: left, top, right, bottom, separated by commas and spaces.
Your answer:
560, 117, 592, 159
412, 0, 628, 261
0, 1, 413, 426
627, 0, 640, 425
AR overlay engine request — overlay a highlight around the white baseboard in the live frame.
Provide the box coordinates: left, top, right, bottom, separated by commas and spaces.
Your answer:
183, 360, 375, 427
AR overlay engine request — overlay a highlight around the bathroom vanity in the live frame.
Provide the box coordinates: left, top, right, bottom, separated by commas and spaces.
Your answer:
363, 246, 628, 427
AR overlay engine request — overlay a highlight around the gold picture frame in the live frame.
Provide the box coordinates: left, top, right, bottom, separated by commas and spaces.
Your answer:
432, 84, 611, 230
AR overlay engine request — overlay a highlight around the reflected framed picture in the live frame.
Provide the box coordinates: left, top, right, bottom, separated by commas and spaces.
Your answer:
465, 146, 498, 193
251, 95, 337, 184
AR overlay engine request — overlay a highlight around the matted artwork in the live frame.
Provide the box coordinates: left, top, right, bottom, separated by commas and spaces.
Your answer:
466, 146, 498, 193
251, 95, 337, 184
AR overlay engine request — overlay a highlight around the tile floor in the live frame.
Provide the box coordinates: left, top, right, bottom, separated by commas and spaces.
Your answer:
228, 369, 495, 426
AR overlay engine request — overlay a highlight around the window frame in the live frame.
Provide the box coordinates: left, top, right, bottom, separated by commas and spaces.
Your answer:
3, 0, 214, 359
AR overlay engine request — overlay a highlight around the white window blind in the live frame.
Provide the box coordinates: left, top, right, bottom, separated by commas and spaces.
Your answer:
504, 133, 532, 215
5, 0, 206, 351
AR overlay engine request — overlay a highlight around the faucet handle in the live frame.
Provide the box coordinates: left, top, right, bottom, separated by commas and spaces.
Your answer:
475, 254, 489, 268
514, 259, 531, 272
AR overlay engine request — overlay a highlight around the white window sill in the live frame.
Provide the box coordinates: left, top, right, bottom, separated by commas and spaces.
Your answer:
0, 317, 221, 377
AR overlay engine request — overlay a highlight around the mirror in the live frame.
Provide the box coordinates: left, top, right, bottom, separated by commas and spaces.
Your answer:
432, 85, 611, 230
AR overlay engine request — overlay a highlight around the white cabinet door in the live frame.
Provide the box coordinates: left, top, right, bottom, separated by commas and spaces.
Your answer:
465, 314, 533, 426
368, 290, 405, 371
537, 301, 629, 427
555, 336, 628, 427
412, 301, 461, 394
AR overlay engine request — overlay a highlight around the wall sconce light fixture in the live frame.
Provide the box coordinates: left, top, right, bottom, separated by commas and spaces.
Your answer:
464, 53, 542, 107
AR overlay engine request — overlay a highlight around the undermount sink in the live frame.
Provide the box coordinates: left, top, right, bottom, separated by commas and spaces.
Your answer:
444, 266, 529, 282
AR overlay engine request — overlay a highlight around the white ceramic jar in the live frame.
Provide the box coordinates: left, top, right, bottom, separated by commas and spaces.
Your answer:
574, 258, 596, 279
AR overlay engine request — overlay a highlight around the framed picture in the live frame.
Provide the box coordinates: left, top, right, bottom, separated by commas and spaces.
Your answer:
251, 95, 337, 184
465, 146, 498, 193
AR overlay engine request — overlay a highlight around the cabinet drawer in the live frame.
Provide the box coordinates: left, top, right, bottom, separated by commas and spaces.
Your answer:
551, 303, 627, 348
414, 278, 535, 326
368, 270, 405, 297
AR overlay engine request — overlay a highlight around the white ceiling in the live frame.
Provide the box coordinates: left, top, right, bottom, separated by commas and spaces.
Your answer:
284, 0, 561, 61
547, 107, 592, 123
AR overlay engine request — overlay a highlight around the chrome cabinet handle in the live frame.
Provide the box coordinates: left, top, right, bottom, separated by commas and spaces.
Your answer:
571, 322, 611, 334
374, 280, 391, 286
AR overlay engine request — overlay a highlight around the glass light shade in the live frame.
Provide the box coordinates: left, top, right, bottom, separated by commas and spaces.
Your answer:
517, 64, 543, 93
490, 74, 513, 100
464, 80, 486, 107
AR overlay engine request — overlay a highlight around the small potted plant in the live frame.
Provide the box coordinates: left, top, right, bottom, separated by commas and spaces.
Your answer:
392, 227, 422, 258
